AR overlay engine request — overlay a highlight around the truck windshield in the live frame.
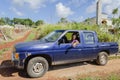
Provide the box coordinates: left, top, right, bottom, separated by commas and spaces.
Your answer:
40, 30, 64, 42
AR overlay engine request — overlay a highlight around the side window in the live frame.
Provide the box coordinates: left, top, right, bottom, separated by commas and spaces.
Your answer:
83, 32, 95, 44
65, 32, 73, 42
60, 31, 80, 44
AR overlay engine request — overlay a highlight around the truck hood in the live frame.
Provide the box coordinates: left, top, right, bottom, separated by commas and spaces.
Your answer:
15, 40, 54, 52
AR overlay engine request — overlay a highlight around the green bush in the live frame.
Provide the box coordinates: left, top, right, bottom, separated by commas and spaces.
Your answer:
98, 32, 118, 42
35, 23, 118, 43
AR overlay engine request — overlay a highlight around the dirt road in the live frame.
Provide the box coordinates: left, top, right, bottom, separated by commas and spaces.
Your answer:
0, 57, 120, 80
0, 32, 120, 80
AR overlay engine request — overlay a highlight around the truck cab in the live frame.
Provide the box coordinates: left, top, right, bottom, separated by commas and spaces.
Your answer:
12, 30, 118, 78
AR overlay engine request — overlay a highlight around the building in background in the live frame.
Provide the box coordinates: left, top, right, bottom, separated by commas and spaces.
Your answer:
96, 0, 113, 27
84, 0, 113, 28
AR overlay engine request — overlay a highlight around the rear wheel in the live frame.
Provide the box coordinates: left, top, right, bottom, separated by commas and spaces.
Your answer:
27, 57, 48, 78
96, 52, 108, 66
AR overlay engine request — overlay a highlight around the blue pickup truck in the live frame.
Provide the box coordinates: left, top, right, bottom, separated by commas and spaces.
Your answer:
12, 30, 118, 78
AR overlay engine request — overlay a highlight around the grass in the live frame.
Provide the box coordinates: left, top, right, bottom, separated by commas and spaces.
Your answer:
0, 48, 10, 60
109, 55, 120, 60
25, 32, 35, 41
77, 72, 120, 80
107, 74, 120, 80
0, 48, 10, 55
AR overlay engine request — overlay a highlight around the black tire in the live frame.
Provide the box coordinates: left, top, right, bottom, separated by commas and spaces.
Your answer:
27, 57, 48, 78
96, 52, 108, 66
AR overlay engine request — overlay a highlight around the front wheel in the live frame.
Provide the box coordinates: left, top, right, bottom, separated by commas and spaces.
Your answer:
96, 52, 108, 66
27, 57, 48, 78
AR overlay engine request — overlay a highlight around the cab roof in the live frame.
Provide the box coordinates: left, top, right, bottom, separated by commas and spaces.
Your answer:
55, 30, 95, 33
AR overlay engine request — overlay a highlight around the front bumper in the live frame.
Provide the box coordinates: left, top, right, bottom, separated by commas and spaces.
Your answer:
12, 53, 24, 69
12, 60, 24, 69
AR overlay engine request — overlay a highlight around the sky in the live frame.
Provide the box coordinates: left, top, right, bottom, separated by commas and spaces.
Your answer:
0, 0, 120, 23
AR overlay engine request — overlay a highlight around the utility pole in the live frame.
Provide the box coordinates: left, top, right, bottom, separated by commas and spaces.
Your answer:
96, 0, 102, 25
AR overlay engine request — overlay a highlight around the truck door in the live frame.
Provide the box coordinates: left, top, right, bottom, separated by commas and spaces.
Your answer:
53, 31, 83, 65
81, 32, 98, 60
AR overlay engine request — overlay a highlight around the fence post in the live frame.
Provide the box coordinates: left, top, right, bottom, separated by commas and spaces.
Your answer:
0, 29, 8, 41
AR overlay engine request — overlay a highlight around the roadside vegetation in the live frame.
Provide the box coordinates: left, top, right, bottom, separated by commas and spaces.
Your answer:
25, 32, 36, 41
0, 48, 9, 55
0, 17, 44, 27
109, 55, 120, 60
0, 28, 27, 42
77, 73, 120, 80
35, 23, 119, 43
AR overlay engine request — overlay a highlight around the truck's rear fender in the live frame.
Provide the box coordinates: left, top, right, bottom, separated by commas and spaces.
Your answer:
99, 50, 110, 55
98, 42, 118, 55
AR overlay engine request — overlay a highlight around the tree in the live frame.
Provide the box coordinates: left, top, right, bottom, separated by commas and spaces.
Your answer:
84, 18, 90, 24
13, 18, 34, 27
0, 17, 35, 27
35, 20, 44, 26
4, 17, 11, 25
58, 18, 68, 24
112, 8, 118, 18
13, 18, 21, 24
0, 17, 13, 25
24, 18, 33, 26
112, 8, 120, 27
0, 18, 5, 25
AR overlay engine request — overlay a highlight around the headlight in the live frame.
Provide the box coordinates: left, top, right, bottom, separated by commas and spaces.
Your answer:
14, 53, 19, 59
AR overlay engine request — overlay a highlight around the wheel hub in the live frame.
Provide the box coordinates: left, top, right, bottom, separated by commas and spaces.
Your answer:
100, 55, 106, 64
33, 63, 44, 73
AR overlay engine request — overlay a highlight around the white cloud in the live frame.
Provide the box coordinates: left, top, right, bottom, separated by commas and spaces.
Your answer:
102, 0, 120, 15
10, 7, 23, 16
72, 16, 84, 22
101, 0, 112, 4
12, 0, 59, 9
56, 2, 74, 18
86, 1, 96, 13
12, 0, 46, 9
25, 0, 46, 9
12, 0, 24, 6
86, 0, 120, 16
68, 0, 88, 7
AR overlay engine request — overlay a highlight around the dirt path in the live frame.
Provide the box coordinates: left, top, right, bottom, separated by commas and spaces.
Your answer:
0, 30, 31, 50
0, 30, 31, 61
0, 31, 120, 80
0, 57, 120, 80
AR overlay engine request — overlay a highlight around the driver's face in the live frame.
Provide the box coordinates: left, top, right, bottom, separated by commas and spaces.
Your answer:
73, 35, 76, 40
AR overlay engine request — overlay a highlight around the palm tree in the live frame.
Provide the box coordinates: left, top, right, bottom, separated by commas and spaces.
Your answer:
112, 8, 119, 26
112, 8, 120, 42
112, 8, 118, 18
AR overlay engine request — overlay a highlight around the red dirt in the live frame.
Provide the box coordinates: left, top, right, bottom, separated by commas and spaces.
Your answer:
0, 58, 120, 80
0, 30, 31, 50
